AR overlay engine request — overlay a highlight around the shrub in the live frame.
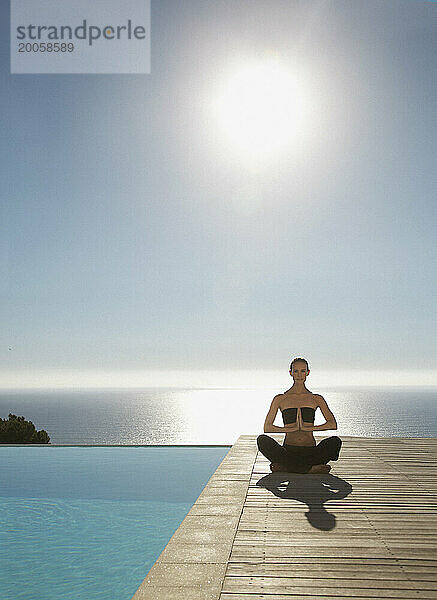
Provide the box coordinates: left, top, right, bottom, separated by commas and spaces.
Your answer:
0, 414, 50, 444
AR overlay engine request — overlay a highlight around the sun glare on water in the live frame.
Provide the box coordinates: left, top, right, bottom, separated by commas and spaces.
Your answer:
215, 58, 312, 160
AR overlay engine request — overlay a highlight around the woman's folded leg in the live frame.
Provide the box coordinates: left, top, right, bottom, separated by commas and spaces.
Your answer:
257, 435, 342, 473
257, 435, 312, 473
315, 436, 342, 463
256, 434, 292, 466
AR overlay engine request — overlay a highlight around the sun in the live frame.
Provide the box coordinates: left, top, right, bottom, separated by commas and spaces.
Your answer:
215, 58, 309, 159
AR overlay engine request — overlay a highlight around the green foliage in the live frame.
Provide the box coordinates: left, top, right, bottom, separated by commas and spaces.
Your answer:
0, 413, 50, 444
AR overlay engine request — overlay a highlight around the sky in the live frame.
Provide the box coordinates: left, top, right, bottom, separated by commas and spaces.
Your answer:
1, 0, 436, 388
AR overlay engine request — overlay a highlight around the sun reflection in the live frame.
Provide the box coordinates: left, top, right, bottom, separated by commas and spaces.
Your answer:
176, 389, 274, 444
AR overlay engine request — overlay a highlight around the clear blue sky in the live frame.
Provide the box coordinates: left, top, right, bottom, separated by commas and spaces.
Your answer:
1, 0, 436, 385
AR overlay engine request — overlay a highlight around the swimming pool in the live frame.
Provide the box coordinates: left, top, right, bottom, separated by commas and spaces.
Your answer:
0, 445, 231, 600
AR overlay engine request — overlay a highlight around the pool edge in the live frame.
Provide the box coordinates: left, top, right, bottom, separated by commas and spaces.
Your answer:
130, 434, 256, 600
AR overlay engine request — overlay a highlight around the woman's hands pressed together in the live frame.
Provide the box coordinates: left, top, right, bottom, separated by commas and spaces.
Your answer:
283, 408, 314, 432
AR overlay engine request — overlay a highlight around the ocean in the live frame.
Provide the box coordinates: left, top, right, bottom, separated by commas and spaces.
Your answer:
0, 386, 436, 445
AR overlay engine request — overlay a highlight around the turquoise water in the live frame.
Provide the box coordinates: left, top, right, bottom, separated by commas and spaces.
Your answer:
0, 446, 230, 600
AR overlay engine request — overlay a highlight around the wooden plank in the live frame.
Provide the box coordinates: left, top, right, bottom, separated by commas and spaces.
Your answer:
222, 575, 436, 591
220, 594, 436, 600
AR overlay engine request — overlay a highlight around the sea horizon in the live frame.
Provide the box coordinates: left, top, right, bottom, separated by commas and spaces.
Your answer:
1, 385, 436, 445
1, 368, 437, 390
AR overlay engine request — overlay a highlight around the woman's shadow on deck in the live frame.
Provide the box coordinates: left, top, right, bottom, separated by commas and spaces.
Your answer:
256, 473, 353, 531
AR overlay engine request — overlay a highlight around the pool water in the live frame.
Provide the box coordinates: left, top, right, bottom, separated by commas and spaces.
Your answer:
0, 446, 230, 600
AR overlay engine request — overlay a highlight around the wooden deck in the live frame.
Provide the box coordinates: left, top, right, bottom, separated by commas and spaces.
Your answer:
132, 435, 437, 600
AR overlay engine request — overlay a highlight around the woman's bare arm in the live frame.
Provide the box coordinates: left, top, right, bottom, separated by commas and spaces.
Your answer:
263, 395, 298, 433
300, 395, 338, 431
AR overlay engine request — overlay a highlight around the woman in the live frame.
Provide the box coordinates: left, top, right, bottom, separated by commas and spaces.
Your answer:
257, 357, 342, 474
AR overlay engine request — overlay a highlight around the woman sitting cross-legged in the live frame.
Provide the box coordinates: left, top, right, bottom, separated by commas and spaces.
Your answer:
257, 357, 342, 474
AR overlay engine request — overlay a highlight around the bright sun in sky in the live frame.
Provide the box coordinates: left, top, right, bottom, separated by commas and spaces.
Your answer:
215, 58, 310, 159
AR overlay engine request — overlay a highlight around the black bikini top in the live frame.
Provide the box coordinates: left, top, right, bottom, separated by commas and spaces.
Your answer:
281, 407, 316, 425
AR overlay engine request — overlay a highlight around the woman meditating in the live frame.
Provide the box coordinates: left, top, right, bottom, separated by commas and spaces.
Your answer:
257, 357, 342, 474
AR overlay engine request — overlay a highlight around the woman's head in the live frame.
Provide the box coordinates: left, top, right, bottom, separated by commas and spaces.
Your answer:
289, 357, 310, 379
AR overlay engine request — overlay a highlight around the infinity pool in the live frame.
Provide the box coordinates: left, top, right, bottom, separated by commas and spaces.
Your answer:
0, 445, 231, 600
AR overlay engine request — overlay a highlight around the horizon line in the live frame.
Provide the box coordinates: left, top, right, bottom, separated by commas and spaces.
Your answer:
1, 368, 436, 389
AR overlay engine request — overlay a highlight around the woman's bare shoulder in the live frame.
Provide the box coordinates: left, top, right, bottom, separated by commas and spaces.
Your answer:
272, 393, 285, 408
312, 393, 327, 407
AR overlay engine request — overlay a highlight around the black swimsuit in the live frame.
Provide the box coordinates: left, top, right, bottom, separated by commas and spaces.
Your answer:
281, 406, 316, 425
